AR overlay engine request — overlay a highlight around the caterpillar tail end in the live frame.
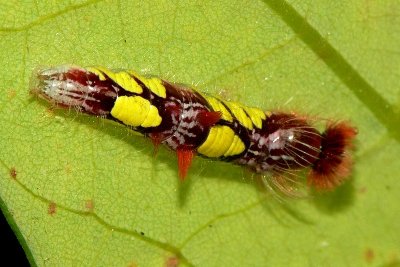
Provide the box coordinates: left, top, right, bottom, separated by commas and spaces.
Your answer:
308, 122, 357, 190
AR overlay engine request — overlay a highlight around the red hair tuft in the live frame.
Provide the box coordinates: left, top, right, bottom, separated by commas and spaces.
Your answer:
308, 121, 357, 190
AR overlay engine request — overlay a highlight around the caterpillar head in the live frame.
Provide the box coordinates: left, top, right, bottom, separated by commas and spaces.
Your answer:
31, 65, 118, 115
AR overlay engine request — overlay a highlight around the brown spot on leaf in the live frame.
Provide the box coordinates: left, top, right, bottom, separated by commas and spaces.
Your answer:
48, 202, 57, 215
127, 262, 137, 267
165, 256, 179, 267
85, 199, 94, 211
358, 186, 367, 194
64, 163, 73, 175
364, 248, 374, 263
7, 89, 16, 99
9, 167, 17, 179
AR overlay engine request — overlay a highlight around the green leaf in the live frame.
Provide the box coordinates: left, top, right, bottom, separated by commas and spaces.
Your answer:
1, 0, 399, 266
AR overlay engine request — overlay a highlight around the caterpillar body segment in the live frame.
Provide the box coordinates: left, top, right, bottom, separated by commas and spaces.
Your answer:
32, 65, 357, 191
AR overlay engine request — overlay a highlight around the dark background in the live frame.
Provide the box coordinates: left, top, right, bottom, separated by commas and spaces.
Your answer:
0, 210, 30, 266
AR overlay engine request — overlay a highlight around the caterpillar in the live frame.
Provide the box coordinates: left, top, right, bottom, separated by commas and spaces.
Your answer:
31, 65, 357, 192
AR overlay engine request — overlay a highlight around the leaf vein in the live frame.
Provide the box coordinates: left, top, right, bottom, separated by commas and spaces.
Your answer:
263, 0, 400, 141
10, 175, 194, 267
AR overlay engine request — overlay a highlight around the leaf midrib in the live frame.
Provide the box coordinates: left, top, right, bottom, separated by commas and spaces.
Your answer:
263, 0, 400, 142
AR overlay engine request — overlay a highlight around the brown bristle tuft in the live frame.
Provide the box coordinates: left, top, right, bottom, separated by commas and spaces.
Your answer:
308, 122, 357, 190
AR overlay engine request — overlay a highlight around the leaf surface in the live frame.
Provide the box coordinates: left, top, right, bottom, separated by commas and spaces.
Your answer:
0, 1, 399, 266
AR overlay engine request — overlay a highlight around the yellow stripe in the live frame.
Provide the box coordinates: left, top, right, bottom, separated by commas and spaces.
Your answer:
197, 126, 245, 157
243, 106, 266, 129
86, 67, 106, 80
202, 92, 267, 129
204, 126, 233, 156
91, 67, 143, 94
110, 96, 161, 127
203, 95, 233, 122
197, 127, 220, 156
128, 70, 166, 98
141, 105, 162, 127
224, 135, 245, 157
224, 101, 253, 130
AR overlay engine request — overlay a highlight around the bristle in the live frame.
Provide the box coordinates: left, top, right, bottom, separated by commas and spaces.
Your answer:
308, 122, 357, 190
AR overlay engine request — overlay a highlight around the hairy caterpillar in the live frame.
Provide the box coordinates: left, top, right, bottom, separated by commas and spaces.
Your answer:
31, 65, 357, 192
